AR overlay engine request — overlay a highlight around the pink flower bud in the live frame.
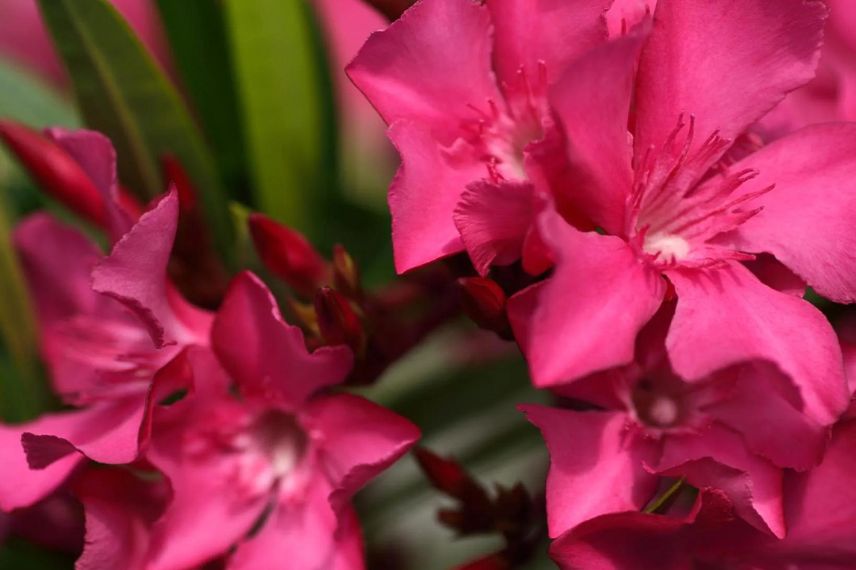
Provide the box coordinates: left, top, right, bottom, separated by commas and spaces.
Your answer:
248, 213, 328, 297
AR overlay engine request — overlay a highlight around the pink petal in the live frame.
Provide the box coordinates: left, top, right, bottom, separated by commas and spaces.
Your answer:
666, 263, 849, 426
212, 272, 353, 409
706, 361, 828, 471
606, 0, 656, 37
229, 478, 340, 570
331, 506, 366, 570
720, 124, 856, 303
453, 180, 537, 275
304, 393, 419, 511
387, 122, 483, 272
508, 209, 665, 386
656, 423, 785, 538
92, 190, 179, 348
45, 128, 134, 239
485, 0, 610, 88
742, 254, 806, 297
522, 405, 658, 538
549, 29, 646, 234
634, 0, 826, 160
346, 0, 501, 141
0, 419, 82, 511
75, 468, 167, 570
22, 396, 147, 466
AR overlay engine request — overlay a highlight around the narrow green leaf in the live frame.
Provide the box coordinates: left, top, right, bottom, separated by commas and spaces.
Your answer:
0, 60, 80, 128
224, 0, 339, 236
154, 0, 249, 201
0, 194, 49, 422
37, 0, 233, 259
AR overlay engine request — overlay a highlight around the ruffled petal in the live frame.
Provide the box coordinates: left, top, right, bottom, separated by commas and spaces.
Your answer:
634, 0, 826, 160
721, 124, 856, 303
303, 393, 419, 512
212, 272, 353, 409
346, 0, 501, 141
509, 209, 665, 386
522, 405, 658, 538
666, 263, 849, 426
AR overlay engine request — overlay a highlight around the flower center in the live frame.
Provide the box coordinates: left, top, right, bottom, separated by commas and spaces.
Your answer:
631, 378, 685, 429
628, 116, 773, 269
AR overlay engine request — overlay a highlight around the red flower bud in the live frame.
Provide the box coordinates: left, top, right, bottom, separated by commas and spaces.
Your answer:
248, 213, 328, 297
314, 286, 365, 353
457, 277, 511, 337
0, 120, 107, 227
161, 154, 197, 212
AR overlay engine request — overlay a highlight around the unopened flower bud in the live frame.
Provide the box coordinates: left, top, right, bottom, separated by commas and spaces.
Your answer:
0, 120, 107, 227
457, 277, 511, 338
161, 154, 197, 212
248, 213, 328, 297
314, 286, 365, 354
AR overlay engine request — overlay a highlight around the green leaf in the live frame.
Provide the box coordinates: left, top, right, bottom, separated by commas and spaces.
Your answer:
37, 0, 233, 260
224, 0, 339, 237
0, 194, 50, 422
0, 60, 80, 128
154, 0, 249, 201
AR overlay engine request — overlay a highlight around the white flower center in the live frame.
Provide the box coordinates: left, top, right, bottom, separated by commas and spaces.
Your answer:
642, 232, 691, 262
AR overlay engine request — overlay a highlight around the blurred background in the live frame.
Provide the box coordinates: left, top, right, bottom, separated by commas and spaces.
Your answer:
0, 0, 553, 567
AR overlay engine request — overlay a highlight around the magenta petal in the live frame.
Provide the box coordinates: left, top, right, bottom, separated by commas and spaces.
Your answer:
330, 507, 366, 570
229, 478, 340, 570
453, 180, 536, 275
522, 405, 658, 538
92, 190, 179, 348
45, 128, 133, 239
666, 263, 849, 426
509, 210, 665, 386
549, 29, 646, 234
486, 0, 610, 87
723, 124, 856, 303
304, 393, 419, 511
634, 0, 826, 158
0, 419, 82, 511
656, 423, 785, 538
706, 362, 827, 471
212, 272, 353, 409
22, 396, 147, 466
346, 0, 501, 140
387, 122, 484, 272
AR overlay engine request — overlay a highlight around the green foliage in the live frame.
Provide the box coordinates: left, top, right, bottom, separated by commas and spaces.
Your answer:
37, 0, 233, 260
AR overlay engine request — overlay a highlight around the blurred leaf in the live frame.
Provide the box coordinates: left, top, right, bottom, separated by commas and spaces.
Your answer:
0, 60, 80, 129
155, 0, 248, 200
0, 195, 49, 422
37, 0, 233, 260
224, 0, 339, 237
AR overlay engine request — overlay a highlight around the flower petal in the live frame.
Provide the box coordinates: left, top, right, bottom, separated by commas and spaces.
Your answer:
346, 0, 501, 141
722, 124, 856, 303
634, 0, 826, 159
486, 0, 610, 88
304, 393, 419, 512
666, 263, 849, 426
212, 272, 353, 409
549, 29, 646, 234
509, 209, 665, 386
522, 405, 658, 537
453, 180, 537, 275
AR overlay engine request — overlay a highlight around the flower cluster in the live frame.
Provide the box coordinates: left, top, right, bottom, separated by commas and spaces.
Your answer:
349, 0, 856, 567
2, 0, 856, 567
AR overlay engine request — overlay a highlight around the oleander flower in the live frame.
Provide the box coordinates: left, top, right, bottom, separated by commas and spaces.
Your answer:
549, 416, 856, 570
523, 308, 830, 540
348, 0, 612, 274
134, 273, 419, 570
0, 133, 209, 511
510, 0, 854, 429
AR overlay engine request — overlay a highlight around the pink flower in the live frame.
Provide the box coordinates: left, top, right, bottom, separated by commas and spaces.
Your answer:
549, 416, 856, 569
347, 0, 612, 274
524, 307, 831, 540
133, 273, 419, 569
510, 0, 854, 427
0, 131, 209, 511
